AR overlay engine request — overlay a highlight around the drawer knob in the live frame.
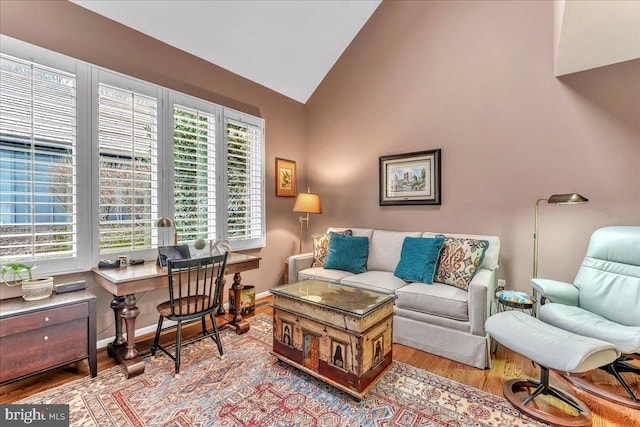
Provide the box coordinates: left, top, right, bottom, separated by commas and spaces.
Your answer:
44, 317, 50, 322
43, 336, 48, 341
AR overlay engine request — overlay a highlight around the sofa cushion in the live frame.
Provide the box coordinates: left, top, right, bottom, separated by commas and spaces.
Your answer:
394, 237, 445, 283
423, 232, 500, 271
324, 232, 369, 274
340, 271, 408, 295
311, 230, 352, 267
368, 230, 423, 272
298, 267, 354, 282
434, 237, 489, 290
395, 282, 469, 321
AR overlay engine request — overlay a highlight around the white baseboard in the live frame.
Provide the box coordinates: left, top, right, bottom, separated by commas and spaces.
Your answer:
96, 290, 271, 349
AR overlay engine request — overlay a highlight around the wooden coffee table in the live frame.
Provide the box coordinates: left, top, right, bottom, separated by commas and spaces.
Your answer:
270, 279, 396, 399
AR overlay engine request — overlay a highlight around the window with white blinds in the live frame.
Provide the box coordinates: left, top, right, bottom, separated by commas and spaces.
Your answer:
173, 104, 216, 244
98, 83, 158, 253
226, 119, 263, 247
1, 36, 266, 272
0, 54, 77, 263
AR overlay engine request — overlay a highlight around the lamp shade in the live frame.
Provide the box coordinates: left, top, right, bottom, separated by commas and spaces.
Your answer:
293, 192, 322, 214
155, 217, 174, 227
546, 193, 588, 205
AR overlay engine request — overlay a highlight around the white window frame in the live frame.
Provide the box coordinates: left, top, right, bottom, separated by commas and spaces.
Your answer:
222, 108, 266, 251
91, 69, 163, 262
167, 92, 221, 245
0, 36, 91, 276
1, 35, 266, 275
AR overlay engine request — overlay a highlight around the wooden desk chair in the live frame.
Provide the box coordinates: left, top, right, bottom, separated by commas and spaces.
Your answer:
151, 253, 228, 375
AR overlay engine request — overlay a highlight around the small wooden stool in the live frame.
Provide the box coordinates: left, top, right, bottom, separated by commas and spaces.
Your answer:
486, 311, 620, 427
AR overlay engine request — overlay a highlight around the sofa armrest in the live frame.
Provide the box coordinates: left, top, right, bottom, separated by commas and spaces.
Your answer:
531, 278, 579, 306
288, 253, 313, 283
468, 268, 495, 336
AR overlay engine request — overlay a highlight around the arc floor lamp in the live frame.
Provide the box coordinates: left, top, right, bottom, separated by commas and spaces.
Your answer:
293, 188, 322, 253
532, 193, 588, 299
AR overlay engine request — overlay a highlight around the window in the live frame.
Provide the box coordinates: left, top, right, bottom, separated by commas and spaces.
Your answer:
0, 54, 77, 263
1, 35, 265, 272
173, 103, 216, 244
225, 116, 264, 250
97, 82, 158, 253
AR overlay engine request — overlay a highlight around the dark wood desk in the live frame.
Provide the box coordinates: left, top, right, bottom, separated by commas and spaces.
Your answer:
92, 253, 260, 378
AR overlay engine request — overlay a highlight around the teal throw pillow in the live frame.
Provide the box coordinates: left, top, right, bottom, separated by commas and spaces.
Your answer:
323, 232, 369, 274
394, 237, 445, 283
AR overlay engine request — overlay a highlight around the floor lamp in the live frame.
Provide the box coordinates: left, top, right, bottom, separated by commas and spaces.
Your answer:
293, 188, 322, 254
532, 193, 588, 300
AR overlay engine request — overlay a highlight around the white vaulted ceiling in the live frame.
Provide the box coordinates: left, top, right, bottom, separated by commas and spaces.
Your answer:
71, 0, 381, 103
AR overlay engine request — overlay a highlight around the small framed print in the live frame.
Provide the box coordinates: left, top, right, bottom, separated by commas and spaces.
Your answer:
281, 321, 293, 347
379, 149, 441, 205
276, 158, 296, 197
330, 338, 347, 370
372, 334, 384, 366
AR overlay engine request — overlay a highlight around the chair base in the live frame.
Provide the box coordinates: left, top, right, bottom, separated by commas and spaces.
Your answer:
560, 354, 640, 410
503, 370, 592, 427
563, 372, 640, 410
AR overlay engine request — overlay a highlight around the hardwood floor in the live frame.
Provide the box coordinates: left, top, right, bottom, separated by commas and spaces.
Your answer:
2, 296, 637, 426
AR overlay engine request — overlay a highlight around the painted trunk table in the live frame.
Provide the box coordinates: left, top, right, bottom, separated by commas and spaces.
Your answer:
270, 279, 396, 399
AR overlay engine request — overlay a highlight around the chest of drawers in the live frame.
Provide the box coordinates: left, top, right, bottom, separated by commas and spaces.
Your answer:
0, 290, 97, 384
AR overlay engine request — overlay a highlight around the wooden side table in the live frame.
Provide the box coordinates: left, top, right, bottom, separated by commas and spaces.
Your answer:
0, 290, 97, 384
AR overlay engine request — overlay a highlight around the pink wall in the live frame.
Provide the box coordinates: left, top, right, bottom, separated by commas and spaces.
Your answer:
0, 1, 305, 336
305, 0, 640, 292
1, 0, 638, 335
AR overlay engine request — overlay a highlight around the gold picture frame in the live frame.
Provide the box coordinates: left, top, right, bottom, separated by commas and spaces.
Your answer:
276, 158, 296, 197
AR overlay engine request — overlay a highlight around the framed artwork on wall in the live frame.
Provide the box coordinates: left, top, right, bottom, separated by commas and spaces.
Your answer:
275, 158, 296, 197
379, 149, 441, 206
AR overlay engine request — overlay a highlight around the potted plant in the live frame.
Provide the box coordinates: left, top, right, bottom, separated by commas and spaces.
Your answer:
1, 263, 54, 301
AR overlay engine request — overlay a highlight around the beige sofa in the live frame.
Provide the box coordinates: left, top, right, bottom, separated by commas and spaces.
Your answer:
288, 228, 501, 369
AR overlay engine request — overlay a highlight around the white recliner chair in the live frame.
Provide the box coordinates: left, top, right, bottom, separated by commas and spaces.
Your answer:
532, 225, 640, 409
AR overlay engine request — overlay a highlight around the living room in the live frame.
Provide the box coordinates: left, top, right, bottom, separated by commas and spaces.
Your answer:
1, 1, 638, 426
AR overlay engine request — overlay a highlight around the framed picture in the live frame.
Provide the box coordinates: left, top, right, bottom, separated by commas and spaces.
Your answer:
275, 158, 296, 197
379, 149, 441, 206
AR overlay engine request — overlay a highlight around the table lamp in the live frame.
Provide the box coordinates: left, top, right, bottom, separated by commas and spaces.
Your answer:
532, 193, 588, 299
156, 217, 177, 246
293, 188, 322, 253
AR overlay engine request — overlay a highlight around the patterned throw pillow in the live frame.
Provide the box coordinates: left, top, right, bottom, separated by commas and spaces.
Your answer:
311, 230, 352, 267
434, 237, 489, 290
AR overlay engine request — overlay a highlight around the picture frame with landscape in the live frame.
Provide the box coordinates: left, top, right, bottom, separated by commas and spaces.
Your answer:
379, 149, 441, 206
275, 158, 296, 197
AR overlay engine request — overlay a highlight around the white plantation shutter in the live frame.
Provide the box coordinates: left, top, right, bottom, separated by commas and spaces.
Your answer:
98, 83, 158, 253
1, 36, 268, 272
226, 117, 264, 248
173, 104, 216, 243
0, 54, 77, 262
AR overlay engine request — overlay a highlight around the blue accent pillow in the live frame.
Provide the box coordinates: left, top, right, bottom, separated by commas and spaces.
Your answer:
394, 237, 445, 283
323, 232, 369, 274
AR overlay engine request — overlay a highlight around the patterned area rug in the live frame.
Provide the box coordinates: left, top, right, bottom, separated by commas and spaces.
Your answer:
20, 314, 545, 426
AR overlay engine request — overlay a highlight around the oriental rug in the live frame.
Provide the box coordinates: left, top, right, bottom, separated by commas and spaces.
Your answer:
20, 314, 545, 426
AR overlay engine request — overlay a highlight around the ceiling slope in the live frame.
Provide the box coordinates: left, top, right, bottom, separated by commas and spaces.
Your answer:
556, 0, 640, 76
72, 0, 381, 103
